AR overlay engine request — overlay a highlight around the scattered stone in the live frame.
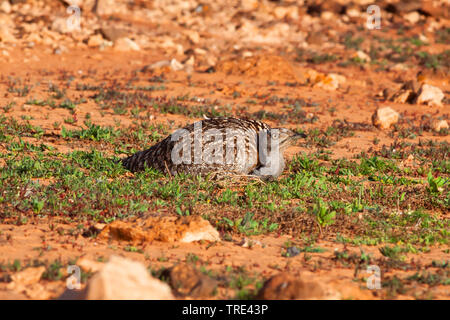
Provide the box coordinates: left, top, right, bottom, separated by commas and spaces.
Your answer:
114, 37, 140, 52
346, 7, 361, 18
170, 58, 184, 71
388, 1, 422, 14
150, 60, 171, 70
194, 48, 207, 55
183, 55, 195, 73
404, 11, 420, 24
321, 11, 335, 20
312, 73, 346, 91
100, 27, 128, 42
60, 256, 174, 300
239, 238, 263, 248
389, 80, 419, 104
8, 267, 45, 287
87, 34, 104, 47
390, 63, 408, 71
256, 273, 339, 300
274, 6, 299, 20
391, 89, 411, 103
164, 263, 217, 297
372, 107, 399, 129
431, 119, 449, 132
0, 0, 11, 14
6, 266, 49, 299
185, 30, 200, 44
416, 83, 445, 107
354, 50, 371, 62
99, 215, 220, 244
76, 257, 105, 273
285, 246, 301, 257
306, 31, 328, 45
0, 26, 15, 43
51, 17, 72, 34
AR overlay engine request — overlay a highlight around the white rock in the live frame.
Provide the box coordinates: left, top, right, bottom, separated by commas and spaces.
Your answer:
96, 0, 127, 15
0, 1, 11, 14
170, 58, 184, 71
78, 256, 174, 300
0, 26, 15, 42
431, 119, 448, 132
355, 50, 371, 62
347, 8, 361, 18
416, 84, 444, 107
274, 6, 298, 20
180, 218, 220, 243
321, 11, 334, 20
404, 11, 420, 24
76, 257, 104, 273
87, 34, 104, 47
51, 17, 71, 34
194, 48, 207, 55
114, 37, 140, 51
186, 30, 200, 44
313, 73, 346, 91
372, 107, 399, 129
8, 266, 45, 288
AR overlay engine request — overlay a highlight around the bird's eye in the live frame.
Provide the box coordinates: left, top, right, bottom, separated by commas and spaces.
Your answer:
271, 131, 279, 140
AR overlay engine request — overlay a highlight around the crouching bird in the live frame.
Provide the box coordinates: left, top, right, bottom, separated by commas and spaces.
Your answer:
122, 117, 306, 179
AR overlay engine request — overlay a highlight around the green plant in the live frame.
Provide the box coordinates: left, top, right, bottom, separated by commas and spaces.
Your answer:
312, 199, 336, 231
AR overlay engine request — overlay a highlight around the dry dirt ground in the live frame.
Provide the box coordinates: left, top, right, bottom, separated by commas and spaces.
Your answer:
0, 0, 449, 300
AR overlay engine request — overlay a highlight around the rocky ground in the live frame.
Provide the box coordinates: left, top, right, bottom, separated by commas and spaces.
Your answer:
0, 0, 449, 300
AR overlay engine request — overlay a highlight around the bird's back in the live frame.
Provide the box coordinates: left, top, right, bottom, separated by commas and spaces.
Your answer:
122, 117, 271, 176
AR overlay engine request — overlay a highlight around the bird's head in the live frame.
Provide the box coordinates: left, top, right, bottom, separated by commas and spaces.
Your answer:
271, 128, 306, 151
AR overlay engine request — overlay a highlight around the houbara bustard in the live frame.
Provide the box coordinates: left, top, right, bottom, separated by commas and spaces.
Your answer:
122, 117, 305, 179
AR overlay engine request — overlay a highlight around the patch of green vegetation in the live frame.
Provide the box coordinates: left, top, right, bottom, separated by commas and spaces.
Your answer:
61, 120, 120, 142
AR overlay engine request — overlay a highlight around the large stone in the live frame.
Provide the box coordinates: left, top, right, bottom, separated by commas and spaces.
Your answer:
372, 107, 399, 129
389, 80, 419, 104
113, 37, 140, 51
62, 256, 174, 300
87, 34, 104, 47
165, 263, 217, 297
416, 83, 445, 107
404, 11, 420, 24
99, 215, 220, 244
256, 273, 339, 300
431, 119, 449, 132
312, 73, 346, 91
8, 266, 45, 287
6, 266, 49, 299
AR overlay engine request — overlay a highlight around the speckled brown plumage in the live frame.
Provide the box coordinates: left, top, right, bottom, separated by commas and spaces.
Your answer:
122, 117, 304, 178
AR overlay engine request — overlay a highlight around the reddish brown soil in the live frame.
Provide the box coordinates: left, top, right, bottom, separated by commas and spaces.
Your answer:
0, 0, 449, 300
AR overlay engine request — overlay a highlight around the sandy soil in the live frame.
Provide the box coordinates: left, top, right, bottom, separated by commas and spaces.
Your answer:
0, 0, 449, 300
